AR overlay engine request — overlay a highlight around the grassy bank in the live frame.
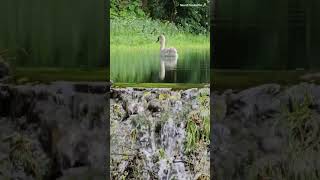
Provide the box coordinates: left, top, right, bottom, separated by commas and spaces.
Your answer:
110, 16, 209, 49
112, 83, 208, 90
13, 68, 107, 83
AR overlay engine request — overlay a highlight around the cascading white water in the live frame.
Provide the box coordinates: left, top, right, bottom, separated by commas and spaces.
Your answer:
138, 117, 191, 180
111, 88, 210, 180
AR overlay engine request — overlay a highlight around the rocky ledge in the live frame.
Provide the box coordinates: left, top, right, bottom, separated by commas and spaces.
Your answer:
0, 56, 10, 82
0, 82, 108, 180
212, 83, 320, 180
110, 88, 210, 180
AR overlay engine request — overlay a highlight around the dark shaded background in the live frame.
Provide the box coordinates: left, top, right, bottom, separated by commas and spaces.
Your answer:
0, 0, 107, 69
213, 0, 320, 70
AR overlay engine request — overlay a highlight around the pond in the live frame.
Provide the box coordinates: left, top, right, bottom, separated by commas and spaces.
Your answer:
111, 47, 210, 83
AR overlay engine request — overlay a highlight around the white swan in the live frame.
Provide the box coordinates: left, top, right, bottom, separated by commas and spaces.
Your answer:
157, 35, 178, 57
159, 55, 178, 80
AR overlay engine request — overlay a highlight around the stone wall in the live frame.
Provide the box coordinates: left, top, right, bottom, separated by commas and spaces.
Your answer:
212, 83, 320, 180
110, 88, 210, 180
0, 82, 107, 180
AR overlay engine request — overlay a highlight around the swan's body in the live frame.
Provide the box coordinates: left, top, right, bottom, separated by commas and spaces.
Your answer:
159, 53, 178, 80
157, 35, 178, 57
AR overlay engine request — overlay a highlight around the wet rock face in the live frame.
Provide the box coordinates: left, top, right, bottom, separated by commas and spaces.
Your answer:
0, 82, 107, 180
0, 56, 9, 81
110, 88, 210, 180
212, 83, 320, 180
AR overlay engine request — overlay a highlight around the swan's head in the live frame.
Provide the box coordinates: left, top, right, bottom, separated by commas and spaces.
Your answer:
156, 34, 165, 44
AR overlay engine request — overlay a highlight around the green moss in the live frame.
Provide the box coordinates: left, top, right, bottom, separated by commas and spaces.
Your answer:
113, 83, 208, 90
158, 93, 170, 101
130, 129, 137, 142
159, 148, 165, 159
198, 95, 209, 108
112, 104, 123, 118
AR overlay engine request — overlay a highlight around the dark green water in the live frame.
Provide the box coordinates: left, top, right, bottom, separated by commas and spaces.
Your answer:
0, 0, 106, 69
213, 0, 320, 70
111, 48, 210, 83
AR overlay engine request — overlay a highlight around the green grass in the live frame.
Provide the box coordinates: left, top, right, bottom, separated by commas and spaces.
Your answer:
13, 67, 107, 83
212, 69, 320, 90
112, 83, 208, 90
185, 92, 210, 153
110, 16, 209, 84
110, 16, 209, 48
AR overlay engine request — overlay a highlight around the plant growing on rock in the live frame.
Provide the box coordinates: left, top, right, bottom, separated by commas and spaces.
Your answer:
249, 94, 320, 180
2, 133, 41, 180
185, 110, 210, 153
158, 92, 170, 101
284, 94, 318, 151
159, 148, 165, 159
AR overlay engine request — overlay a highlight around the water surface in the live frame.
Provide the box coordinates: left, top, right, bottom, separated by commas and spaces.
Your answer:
111, 47, 210, 83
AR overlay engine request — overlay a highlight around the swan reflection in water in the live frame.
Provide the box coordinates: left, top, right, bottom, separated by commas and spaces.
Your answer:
159, 55, 178, 80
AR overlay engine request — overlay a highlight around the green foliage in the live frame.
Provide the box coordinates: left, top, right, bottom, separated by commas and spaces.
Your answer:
130, 128, 137, 142
202, 115, 210, 143
159, 148, 165, 159
198, 94, 209, 108
158, 93, 170, 101
110, 0, 210, 34
186, 114, 200, 152
185, 109, 210, 153
111, 0, 146, 18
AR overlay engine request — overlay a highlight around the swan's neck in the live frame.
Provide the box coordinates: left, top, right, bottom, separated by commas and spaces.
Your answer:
160, 41, 165, 50
159, 60, 165, 80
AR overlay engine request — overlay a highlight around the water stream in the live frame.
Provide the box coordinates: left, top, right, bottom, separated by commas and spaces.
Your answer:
110, 88, 210, 179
